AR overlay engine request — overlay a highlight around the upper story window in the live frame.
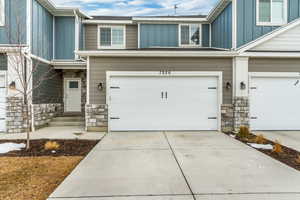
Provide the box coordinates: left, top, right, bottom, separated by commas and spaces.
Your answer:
179, 24, 201, 47
0, 0, 5, 26
257, 0, 287, 26
98, 25, 125, 49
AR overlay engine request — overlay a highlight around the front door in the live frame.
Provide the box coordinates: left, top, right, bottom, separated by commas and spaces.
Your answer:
64, 78, 81, 112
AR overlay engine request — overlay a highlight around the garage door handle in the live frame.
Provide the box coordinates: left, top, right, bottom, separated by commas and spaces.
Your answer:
251, 117, 258, 119
110, 117, 120, 120
161, 92, 164, 99
208, 117, 217, 119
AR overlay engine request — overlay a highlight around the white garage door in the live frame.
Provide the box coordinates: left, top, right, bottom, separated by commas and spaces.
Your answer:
0, 73, 6, 132
108, 73, 220, 131
250, 75, 300, 130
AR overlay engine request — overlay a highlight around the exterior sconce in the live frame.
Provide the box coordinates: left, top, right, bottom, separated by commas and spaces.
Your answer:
240, 82, 246, 90
226, 82, 232, 90
9, 81, 16, 90
97, 82, 104, 91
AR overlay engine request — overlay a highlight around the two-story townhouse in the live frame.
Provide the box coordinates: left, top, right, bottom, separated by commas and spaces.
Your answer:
1, 0, 300, 134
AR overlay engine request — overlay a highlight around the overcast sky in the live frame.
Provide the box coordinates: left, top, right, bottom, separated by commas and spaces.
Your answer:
52, 0, 219, 16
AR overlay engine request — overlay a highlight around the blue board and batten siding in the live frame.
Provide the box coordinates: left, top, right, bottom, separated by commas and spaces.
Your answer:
202, 24, 210, 47
211, 2, 232, 49
237, 0, 300, 47
0, 54, 7, 70
32, 0, 53, 60
140, 24, 179, 48
0, 0, 27, 44
55, 16, 75, 59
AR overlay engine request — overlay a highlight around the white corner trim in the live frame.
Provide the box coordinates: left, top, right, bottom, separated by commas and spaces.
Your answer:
74, 12, 79, 59
86, 56, 90, 105
53, 16, 55, 59
209, 23, 212, 47
137, 23, 140, 49
26, 0, 32, 51
232, 0, 237, 49
238, 18, 300, 53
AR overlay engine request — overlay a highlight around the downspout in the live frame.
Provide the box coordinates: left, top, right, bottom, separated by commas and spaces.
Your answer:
74, 10, 80, 60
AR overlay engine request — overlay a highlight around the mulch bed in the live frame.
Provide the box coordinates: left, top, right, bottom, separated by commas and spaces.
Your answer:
0, 139, 99, 157
225, 132, 300, 171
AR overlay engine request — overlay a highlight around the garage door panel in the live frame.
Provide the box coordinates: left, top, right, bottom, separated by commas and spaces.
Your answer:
109, 75, 220, 131
250, 77, 300, 130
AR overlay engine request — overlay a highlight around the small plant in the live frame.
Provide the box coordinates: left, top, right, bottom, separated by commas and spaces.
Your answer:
237, 126, 250, 140
296, 155, 300, 164
254, 134, 267, 144
44, 141, 60, 151
272, 140, 283, 154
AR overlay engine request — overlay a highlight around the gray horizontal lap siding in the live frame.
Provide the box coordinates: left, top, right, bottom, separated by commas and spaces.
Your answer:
0, 54, 7, 70
32, 0, 53, 60
32, 60, 63, 104
0, 0, 27, 44
55, 16, 75, 60
211, 2, 232, 49
249, 58, 300, 72
140, 24, 179, 48
89, 57, 232, 105
84, 24, 138, 50
237, 0, 300, 47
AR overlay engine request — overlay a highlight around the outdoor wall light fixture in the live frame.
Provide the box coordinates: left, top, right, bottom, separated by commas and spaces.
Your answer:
240, 82, 246, 90
226, 82, 232, 90
97, 82, 104, 91
9, 81, 16, 90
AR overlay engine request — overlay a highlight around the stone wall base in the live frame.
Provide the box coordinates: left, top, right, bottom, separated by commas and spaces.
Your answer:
86, 104, 108, 132
33, 103, 63, 130
233, 97, 249, 132
221, 104, 234, 132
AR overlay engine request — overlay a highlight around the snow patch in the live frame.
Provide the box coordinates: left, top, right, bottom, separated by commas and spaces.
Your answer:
248, 143, 273, 150
0, 143, 26, 154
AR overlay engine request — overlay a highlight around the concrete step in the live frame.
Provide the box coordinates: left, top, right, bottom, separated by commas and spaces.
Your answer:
52, 116, 84, 122
49, 121, 85, 127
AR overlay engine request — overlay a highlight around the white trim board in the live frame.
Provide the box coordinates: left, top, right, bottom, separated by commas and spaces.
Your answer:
106, 71, 223, 132
249, 72, 300, 78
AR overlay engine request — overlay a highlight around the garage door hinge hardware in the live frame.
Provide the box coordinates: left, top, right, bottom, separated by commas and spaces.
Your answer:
250, 87, 257, 89
110, 86, 120, 89
208, 117, 217, 119
110, 117, 120, 120
251, 117, 258, 119
208, 87, 217, 89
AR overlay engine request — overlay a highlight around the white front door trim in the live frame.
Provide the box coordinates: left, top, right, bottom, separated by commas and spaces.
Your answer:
64, 78, 82, 113
106, 71, 223, 132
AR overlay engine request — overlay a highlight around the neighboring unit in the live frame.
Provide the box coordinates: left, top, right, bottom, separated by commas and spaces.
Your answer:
1, 0, 300, 133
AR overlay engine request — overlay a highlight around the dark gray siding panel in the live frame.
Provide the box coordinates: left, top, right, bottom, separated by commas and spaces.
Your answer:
32, 60, 63, 104
32, 0, 53, 60
79, 18, 85, 50
0, 54, 7, 70
85, 24, 138, 50
236, 0, 300, 47
202, 24, 210, 47
55, 16, 75, 60
89, 57, 233, 104
249, 58, 300, 72
0, 0, 27, 44
140, 24, 179, 48
211, 3, 232, 49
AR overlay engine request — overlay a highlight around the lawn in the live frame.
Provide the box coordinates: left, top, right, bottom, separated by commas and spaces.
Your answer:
0, 139, 99, 200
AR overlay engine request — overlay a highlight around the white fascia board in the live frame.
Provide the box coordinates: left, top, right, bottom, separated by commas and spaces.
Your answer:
132, 17, 207, 22
83, 20, 133, 24
53, 66, 86, 69
240, 52, 300, 58
51, 61, 86, 66
75, 50, 237, 57
207, 0, 231, 22
238, 18, 300, 53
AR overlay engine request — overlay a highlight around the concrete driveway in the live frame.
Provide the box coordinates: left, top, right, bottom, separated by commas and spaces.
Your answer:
48, 131, 300, 200
254, 131, 300, 152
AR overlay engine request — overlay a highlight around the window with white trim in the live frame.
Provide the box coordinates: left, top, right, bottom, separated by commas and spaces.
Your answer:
180, 24, 201, 46
98, 25, 125, 49
0, 0, 5, 26
257, 0, 287, 25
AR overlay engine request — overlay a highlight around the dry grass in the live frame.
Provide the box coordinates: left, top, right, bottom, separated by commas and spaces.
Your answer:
0, 156, 82, 200
254, 134, 267, 144
273, 140, 283, 154
44, 141, 60, 151
296, 155, 300, 164
237, 126, 250, 140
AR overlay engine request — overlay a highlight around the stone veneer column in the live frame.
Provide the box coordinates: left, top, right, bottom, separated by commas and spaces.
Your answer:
221, 104, 234, 132
232, 56, 250, 132
85, 104, 108, 132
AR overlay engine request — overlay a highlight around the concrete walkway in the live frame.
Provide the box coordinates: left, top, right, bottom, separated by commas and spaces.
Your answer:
254, 131, 300, 152
48, 131, 300, 200
0, 126, 104, 140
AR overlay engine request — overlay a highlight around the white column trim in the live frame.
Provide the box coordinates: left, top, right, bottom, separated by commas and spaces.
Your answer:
232, 0, 237, 49
233, 56, 249, 97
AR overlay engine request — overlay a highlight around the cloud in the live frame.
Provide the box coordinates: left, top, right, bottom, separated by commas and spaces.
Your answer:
52, 0, 219, 16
